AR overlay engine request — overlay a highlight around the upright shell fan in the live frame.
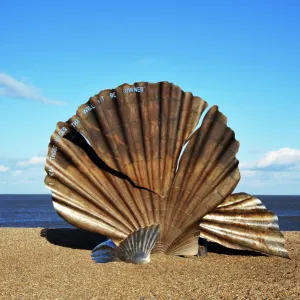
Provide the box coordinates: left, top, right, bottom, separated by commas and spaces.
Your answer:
45, 81, 288, 264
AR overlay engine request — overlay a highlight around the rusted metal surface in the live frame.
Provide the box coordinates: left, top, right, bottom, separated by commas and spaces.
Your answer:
44, 81, 288, 263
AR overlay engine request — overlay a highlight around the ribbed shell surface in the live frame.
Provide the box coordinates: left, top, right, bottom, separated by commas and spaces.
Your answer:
199, 193, 289, 257
45, 123, 161, 240
68, 82, 207, 197
153, 105, 240, 254
91, 225, 160, 264
44, 81, 288, 261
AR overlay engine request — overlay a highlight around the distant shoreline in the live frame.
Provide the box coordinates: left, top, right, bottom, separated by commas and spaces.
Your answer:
1, 195, 300, 230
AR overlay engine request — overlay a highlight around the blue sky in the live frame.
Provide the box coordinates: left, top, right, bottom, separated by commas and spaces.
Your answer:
0, 0, 299, 194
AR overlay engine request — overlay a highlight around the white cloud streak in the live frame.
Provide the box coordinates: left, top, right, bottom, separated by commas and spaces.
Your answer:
240, 148, 300, 171
0, 72, 65, 106
0, 164, 9, 172
17, 156, 46, 167
239, 147, 300, 191
12, 170, 23, 176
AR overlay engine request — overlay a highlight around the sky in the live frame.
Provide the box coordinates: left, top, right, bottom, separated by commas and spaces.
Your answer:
0, 0, 299, 194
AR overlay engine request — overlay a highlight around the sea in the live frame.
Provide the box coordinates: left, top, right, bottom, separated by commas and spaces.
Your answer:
0, 194, 300, 230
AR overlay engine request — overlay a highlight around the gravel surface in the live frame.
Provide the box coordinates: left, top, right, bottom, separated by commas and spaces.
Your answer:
0, 228, 299, 300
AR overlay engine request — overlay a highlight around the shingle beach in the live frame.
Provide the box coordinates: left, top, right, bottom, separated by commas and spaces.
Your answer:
0, 229, 299, 300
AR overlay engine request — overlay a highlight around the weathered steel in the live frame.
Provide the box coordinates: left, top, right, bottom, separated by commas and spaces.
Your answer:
91, 225, 160, 264
153, 105, 240, 255
44, 81, 288, 263
199, 193, 289, 258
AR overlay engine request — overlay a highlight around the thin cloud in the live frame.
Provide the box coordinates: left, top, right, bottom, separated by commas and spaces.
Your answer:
17, 156, 46, 167
0, 164, 9, 172
0, 72, 65, 106
238, 147, 300, 191
240, 148, 300, 171
12, 170, 23, 176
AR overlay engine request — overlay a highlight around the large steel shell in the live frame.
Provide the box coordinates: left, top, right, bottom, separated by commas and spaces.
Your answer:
45, 81, 288, 263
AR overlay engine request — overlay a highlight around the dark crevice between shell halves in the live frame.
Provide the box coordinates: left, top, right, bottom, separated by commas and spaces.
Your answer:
63, 129, 156, 193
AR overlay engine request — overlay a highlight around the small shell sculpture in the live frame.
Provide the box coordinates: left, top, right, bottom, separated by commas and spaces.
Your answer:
45, 81, 288, 264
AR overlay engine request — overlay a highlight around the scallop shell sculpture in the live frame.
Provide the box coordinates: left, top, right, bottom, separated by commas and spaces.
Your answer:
45, 81, 288, 264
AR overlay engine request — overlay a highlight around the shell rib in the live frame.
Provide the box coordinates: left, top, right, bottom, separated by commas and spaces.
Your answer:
91, 225, 159, 264
153, 105, 241, 255
199, 193, 289, 258
45, 123, 161, 239
68, 82, 207, 197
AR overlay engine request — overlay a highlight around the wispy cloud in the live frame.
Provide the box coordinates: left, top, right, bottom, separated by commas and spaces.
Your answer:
17, 156, 46, 167
12, 170, 23, 176
0, 164, 9, 172
0, 72, 65, 106
238, 147, 300, 192
240, 148, 300, 171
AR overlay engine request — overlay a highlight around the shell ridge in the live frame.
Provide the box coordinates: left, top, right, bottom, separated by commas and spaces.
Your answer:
87, 99, 121, 168
162, 126, 207, 238
174, 133, 239, 225
158, 82, 164, 195
200, 217, 279, 231
199, 193, 289, 258
184, 167, 240, 227
111, 225, 160, 264
51, 188, 131, 233
161, 98, 209, 241
136, 82, 153, 190
96, 89, 134, 172
144, 225, 156, 254
49, 136, 142, 231
147, 83, 160, 196
163, 128, 200, 232
116, 85, 143, 187
148, 225, 160, 253
48, 135, 154, 233
217, 193, 258, 208
164, 85, 185, 198
53, 197, 129, 236
133, 82, 149, 189
52, 199, 127, 239
66, 117, 156, 228
62, 126, 148, 230
162, 82, 173, 196
177, 107, 223, 195
161, 108, 240, 244
47, 178, 132, 235
165, 224, 199, 255
134, 83, 155, 223
200, 223, 286, 256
